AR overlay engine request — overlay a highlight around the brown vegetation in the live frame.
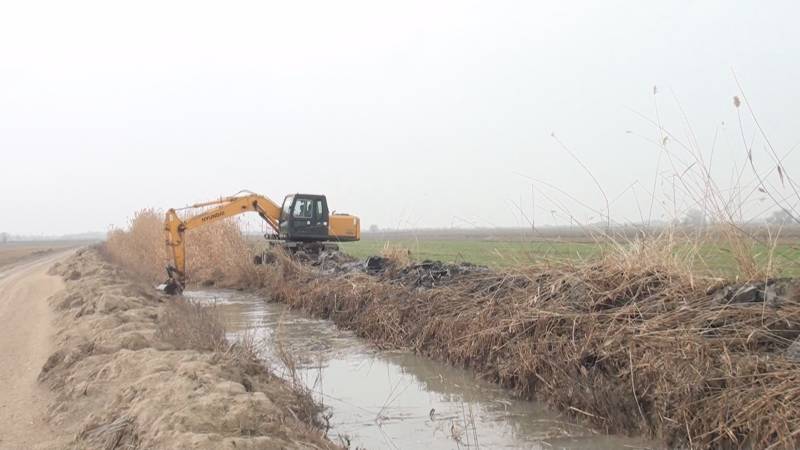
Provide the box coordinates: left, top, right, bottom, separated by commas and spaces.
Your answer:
156, 296, 228, 351
259, 240, 800, 449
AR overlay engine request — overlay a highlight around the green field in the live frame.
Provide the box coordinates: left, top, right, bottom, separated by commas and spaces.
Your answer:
341, 239, 601, 266
340, 238, 800, 278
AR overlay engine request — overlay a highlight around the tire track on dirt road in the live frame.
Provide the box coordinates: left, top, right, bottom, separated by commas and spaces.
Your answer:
0, 250, 75, 450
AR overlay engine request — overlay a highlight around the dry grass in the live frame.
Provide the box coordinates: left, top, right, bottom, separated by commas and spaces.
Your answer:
104, 208, 262, 287
156, 297, 227, 352
260, 237, 800, 449
380, 242, 411, 266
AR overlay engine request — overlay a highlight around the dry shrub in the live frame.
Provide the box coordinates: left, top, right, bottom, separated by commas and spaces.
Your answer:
156, 297, 226, 351
260, 237, 800, 449
105, 208, 166, 282
380, 242, 411, 266
156, 297, 264, 367
104, 208, 261, 287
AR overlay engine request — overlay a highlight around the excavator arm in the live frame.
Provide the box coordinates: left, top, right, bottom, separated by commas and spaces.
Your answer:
162, 193, 282, 294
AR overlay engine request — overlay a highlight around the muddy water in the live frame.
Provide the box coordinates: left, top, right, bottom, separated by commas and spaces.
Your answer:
187, 289, 656, 450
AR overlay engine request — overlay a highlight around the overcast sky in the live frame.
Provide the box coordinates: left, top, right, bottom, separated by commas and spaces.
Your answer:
2, 1, 799, 235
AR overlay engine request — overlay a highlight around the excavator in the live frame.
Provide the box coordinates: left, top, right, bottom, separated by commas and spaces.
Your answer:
160, 191, 360, 294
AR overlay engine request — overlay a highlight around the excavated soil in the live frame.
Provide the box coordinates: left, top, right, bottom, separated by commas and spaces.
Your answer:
39, 248, 338, 450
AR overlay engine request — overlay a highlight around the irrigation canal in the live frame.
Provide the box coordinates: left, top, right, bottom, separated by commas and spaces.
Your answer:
187, 289, 656, 450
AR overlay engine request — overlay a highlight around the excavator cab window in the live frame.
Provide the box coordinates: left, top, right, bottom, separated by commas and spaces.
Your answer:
281, 195, 294, 219
293, 198, 313, 218
279, 194, 329, 241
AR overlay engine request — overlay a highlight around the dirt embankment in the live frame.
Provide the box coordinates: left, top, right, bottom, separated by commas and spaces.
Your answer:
39, 248, 338, 449
259, 249, 800, 449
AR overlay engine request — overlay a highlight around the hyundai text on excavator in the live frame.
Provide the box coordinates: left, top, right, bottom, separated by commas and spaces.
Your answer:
160, 191, 360, 294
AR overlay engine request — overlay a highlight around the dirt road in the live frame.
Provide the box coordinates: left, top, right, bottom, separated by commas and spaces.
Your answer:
0, 251, 73, 450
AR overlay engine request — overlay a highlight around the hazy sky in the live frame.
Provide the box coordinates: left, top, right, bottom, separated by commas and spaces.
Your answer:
2, 1, 799, 235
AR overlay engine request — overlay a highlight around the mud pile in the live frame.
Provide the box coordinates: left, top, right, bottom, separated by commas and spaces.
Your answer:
260, 250, 800, 449
40, 248, 338, 449
301, 249, 489, 288
367, 257, 489, 288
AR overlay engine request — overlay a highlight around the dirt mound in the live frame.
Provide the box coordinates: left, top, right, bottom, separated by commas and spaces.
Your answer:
378, 259, 488, 288
259, 248, 800, 449
280, 249, 489, 288
40, 248, 338, 449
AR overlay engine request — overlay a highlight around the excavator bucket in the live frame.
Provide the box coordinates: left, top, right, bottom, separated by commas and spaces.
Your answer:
156, 279, 182, 295
157, 266, 184, 295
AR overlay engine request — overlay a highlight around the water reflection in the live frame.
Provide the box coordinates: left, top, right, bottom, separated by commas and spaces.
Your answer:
187, 289, 656, 450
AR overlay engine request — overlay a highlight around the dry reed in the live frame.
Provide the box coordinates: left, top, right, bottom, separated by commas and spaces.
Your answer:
259, 238, 800, 449
104, 208, 261, 287
380, 242, 412, 266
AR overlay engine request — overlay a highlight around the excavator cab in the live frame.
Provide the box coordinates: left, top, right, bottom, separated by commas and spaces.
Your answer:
278, 194, 330, 242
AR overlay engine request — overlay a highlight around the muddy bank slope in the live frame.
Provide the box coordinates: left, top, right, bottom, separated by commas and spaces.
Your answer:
260, 251, 800, 449
39, 248, 338, 450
